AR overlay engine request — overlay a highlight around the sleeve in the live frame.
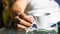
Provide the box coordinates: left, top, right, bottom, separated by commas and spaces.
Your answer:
55, 0, 60, 6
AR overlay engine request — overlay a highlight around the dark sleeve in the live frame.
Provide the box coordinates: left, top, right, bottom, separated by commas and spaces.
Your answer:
55, 0, 60, 6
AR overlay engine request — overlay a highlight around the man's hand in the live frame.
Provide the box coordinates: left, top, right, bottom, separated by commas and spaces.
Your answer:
15, 13, 33, 30
10, 0, 33, 30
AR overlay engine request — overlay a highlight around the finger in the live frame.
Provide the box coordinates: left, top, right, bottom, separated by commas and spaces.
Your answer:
19, 13, 33, 23
17, 24, 27, 30
15, 16, 33, 27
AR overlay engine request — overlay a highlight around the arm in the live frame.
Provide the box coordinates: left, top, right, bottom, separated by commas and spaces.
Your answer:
10, 0, 33, 30
12, 0, 28, 13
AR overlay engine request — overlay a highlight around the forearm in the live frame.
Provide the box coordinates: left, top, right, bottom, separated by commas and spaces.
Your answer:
13, 0, 28, 13
10, 0, 29, 20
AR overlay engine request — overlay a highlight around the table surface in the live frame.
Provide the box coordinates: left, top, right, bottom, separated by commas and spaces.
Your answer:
0, 28, 58, 34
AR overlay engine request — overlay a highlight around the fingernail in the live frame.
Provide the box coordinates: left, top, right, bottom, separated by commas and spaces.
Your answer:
30, 24, 32, 26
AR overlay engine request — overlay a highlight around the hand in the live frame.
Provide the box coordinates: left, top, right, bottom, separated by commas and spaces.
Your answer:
15, 13, 33, 30
10, 0, 33, 30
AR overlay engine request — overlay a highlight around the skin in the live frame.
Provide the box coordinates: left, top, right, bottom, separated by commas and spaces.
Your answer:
10, 0, 33, 30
